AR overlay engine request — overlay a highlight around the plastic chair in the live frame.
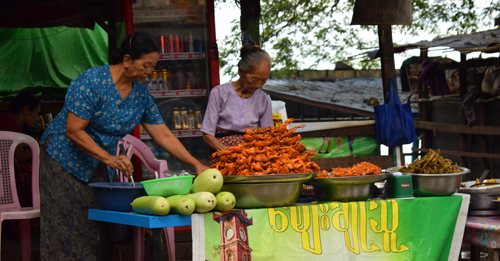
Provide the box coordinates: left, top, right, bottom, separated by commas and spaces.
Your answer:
116, 134, 175, 261
0, 131, 40, 261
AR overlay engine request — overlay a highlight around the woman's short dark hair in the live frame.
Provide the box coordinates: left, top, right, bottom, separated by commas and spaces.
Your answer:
238, 40, 271, 74
10, 92, 40, 114
109, 32, 159, 65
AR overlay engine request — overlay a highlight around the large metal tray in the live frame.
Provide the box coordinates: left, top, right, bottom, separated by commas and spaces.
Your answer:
459, 181, 500, 195
223, 172, 317, 184
311, 172, 391, 186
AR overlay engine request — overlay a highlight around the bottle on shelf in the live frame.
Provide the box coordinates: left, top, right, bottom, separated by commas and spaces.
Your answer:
185, 63, 196, 89
188, 33, 194, 52
194, 62, 205, 90
163, 69, 171, 90
194, 110, 203, 129
157, 69, 165, 91
173, 64, 186, 90
172, 107, 182, 130
180, 107, 190, 130
188, 108, 196, 130
148, 70, 158, 91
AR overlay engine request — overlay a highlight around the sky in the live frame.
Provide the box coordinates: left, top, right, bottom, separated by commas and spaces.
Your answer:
213, 2, 499, 83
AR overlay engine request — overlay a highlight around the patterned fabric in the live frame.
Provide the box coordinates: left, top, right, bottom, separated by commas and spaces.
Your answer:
209, 133, 244, 165
14, 160, 33, 207
40, 135, 118, 261
200, 83, 273, 136
40, 65, 164, 182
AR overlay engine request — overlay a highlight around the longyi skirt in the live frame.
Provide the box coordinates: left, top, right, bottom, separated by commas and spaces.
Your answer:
39, 136, 117, 261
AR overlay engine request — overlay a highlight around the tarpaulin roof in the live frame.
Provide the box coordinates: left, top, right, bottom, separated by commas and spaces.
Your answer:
368, 28, 500, 59
0, 25, 109, 100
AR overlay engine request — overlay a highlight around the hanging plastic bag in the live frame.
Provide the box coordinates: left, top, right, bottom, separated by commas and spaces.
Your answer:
271, 100, 288, 128
374, 78, 416, 147
482, 67, 494, 94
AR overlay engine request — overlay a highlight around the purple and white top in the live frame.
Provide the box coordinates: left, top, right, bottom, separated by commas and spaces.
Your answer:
201, 83, 273, 136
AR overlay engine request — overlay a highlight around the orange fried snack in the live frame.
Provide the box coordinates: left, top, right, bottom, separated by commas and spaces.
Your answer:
316, 162, 382, 178
211, 118, 320, 176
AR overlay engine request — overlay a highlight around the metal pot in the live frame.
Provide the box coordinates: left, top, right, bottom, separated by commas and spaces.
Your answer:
459, 181, 500, 211
387, 167, 470, 196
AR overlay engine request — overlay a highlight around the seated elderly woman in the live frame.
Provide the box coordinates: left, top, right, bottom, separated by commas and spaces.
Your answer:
201, 41, 273, 161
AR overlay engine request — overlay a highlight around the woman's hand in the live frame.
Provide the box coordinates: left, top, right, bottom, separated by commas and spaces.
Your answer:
194, 162, 210, 176
105, 155, 134, 178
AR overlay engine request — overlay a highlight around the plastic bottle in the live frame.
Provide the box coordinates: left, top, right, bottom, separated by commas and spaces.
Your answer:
173, 64, 185, 90
188, 109, 195, 130
180, 107, 190, 130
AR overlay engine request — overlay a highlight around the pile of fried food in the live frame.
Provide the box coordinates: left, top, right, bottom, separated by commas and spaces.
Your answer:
398, 149, 461, 174
211, 119, 320, 176
474, 178, 500, 187
316, 162, 382, 178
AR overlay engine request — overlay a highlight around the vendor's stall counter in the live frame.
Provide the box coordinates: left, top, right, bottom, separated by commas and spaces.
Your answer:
88, 209, 192, 261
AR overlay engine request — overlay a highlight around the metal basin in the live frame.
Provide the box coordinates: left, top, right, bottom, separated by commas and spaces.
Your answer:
387, 167, 470, 196
311, 173, 391, 202
459, 181, 500, 210
221, 182, 303, 209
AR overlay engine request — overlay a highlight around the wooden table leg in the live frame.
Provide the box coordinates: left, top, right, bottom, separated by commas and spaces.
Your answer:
488, 248, 499, 261
147, 228, 165, 261
471, 245, 481, 261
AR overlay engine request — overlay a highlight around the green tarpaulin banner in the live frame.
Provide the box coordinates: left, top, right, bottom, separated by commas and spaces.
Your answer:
193, 196, 468, 261
0, 24, 108, 99
300, 136, 379, 158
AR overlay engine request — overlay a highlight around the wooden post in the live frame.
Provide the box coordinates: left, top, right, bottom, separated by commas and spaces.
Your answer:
480, 103, 490, 169
459, 53, 468, 167
419, 48, 431, 155
240, 0, 261, 44
377, 25, 397, 103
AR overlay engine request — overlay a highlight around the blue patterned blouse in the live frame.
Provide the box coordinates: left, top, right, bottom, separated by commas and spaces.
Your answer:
41, 65, 164, 182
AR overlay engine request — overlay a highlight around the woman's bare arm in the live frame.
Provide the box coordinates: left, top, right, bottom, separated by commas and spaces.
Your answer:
65, 111, 134, 177
203, 133, 227, 152
142, 123, 208, 175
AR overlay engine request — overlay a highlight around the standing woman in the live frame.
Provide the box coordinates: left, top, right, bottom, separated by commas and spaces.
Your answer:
39, 32, 208, 260
201, 41, 273, 161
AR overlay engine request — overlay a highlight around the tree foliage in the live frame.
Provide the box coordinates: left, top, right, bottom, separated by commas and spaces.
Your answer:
218, 0, 500, 80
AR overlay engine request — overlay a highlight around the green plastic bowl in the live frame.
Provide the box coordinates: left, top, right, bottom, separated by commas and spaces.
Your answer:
140, 175, 195, 197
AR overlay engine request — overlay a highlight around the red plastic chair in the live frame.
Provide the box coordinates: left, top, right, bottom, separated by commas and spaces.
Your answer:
116, 134, 175, 261
0, 131, 40, 261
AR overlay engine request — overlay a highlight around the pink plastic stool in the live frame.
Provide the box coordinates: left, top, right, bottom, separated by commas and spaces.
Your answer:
116, 134, 175, 261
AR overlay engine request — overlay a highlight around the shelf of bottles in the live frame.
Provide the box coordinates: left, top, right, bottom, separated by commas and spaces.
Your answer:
140, 130, 203, 140
158, 52, 205, 60
149, 89, 206, 98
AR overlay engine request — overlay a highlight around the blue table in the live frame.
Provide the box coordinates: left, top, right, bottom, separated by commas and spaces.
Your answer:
88, 209, 192, 261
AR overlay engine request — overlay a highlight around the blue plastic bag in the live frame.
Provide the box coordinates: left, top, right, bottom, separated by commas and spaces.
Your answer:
374, 78, 416, 147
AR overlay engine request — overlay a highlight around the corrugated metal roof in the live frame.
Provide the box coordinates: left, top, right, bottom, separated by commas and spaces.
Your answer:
262, 76, 417, 116
368, 28, 500, 59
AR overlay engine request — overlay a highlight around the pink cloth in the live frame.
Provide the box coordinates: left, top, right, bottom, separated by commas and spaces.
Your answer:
201, 83, 273, 136
464, 216, 500, 248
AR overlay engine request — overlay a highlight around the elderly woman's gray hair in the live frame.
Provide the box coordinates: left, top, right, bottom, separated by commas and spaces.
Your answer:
237, 41, 271, 74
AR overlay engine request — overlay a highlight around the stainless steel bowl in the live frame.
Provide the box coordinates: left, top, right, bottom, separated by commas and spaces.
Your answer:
387, 167, 470, 196
223, 172, 317, 183
221, 182, 304, 209
311, 173, 391, 202
459, 181, 500, 210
